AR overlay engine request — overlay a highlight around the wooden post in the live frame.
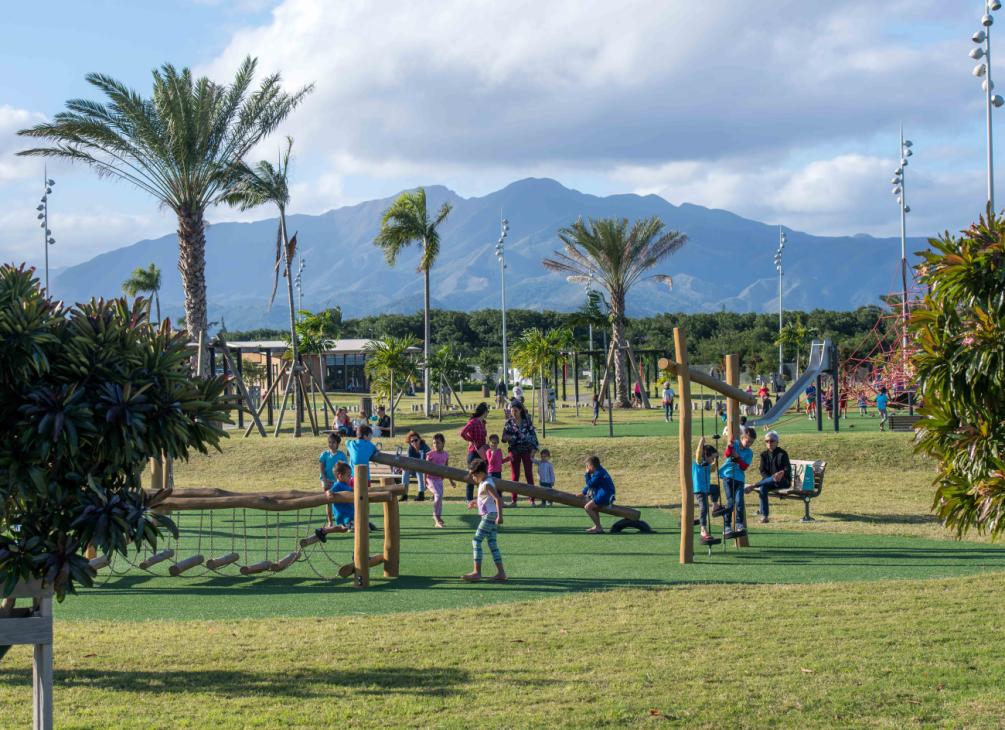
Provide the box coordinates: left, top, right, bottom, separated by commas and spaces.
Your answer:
673, 328, 694, 564
220, 346, 267, 437
383, 498, 400, 577
2, 581, 54, 730
573, 351, 580, 417
245, 361, 290, 437
149, 456, 164, 492
265, 349, 274, 425
625, 341, 652, 409
353, 464, 370, 588
725, 354, 750, 548
273, 369, 296, 437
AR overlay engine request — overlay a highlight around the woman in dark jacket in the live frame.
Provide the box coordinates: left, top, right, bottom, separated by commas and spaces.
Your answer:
501, 401, 538, 506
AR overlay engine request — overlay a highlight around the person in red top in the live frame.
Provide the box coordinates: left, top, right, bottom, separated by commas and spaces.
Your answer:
459, 402, 490, 501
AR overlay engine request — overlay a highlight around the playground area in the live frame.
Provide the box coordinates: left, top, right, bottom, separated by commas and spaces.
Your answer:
3, 399, 1005, 727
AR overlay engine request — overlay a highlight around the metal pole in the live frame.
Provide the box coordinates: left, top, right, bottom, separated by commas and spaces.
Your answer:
987, 7, 996, 212
899, 126, 909, 357
265, 350, 274, 426
815, 373, 823, 432
588, 323, 594, 387
43, 167, 50, 294
500, 254, 507, 385
832, 344, 840, 432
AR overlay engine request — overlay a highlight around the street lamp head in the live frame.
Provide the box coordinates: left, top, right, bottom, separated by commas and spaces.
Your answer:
983, 14, 994, 27
983, 79, 996, 91
974, 62, 989, 77
974, 29, 988, 43
892, 186, 902, 195
971, 47, 987, 60
903, 139, 913, 148
903, 206, 911, 213
993, 0, 1003, 11
890, 176, 901, 184
36, 204, 44, 211
47, 179, 54, 186
901, 158, 909, 166
36, 213, 43, 220
48, 237, 55, 245
994, 93, 1005, 107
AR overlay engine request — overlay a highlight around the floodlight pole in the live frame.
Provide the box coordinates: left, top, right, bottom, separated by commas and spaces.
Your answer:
986, 7, 996, 211
496, 214, 509, 386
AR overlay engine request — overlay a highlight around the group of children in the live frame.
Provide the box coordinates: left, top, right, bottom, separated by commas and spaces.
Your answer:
316, 421, 619, 583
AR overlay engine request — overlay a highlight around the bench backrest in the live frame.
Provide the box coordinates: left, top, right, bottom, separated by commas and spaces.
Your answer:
790, 459, 827, 494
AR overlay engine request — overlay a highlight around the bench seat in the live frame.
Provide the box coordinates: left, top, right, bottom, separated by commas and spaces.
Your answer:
769, 459, 826, 521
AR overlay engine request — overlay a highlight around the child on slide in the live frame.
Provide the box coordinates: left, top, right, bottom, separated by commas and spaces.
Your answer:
582, 455, 616, 534
693, 436, 721, 546
462, 459, 506, 583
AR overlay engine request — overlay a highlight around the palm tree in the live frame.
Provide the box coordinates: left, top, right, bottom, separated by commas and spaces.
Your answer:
296, 307, 342, 428
544, 217, 686, 406
364, 336, 420, 435
17, 57, 313, 366
122, 263, 162, 324
512, 327, 573, 434
374, 188, 452, 418
774, 315, 818, 381
220, 136, 308, 435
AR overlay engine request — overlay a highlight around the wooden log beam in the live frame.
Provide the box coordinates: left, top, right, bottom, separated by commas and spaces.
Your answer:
205, 552, 240, 570
339, 553, 384, 579
138, 549, 174, 570
169, 554, 205, 576
157, 489, 401, 512
88, 555, 110, 572
383, 499, 400, 578
369, 451, 641, 521
657, 358, 756, 406
270, 551, 300, 572
240, 560, 274, 575
673, 328, 694, 565
353, 464, 370, 588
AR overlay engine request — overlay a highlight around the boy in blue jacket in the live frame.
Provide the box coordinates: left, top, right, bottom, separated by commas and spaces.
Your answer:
582, 455, 616, 534
720, 426, 755, 539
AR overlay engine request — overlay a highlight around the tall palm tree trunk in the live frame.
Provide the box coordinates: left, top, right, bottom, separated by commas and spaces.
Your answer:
154, 290, 161, 325
178, 206, 209, 373
279, 208, 303, 437
610, 294, 630, 407
423, 256, 432, 417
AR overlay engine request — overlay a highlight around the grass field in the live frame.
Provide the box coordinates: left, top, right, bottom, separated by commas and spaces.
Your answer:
2, 395, 1003, 728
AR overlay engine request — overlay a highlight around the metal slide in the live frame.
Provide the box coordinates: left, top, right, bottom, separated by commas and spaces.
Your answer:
747, 340, 830, 428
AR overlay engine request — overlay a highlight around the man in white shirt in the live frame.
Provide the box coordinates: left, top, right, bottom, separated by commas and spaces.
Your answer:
662, 383, 676, 422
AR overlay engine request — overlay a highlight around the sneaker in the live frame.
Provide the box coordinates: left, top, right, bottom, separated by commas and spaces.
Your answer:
693, 518, 701, 526
759, 516, 769, 524
711, 504, 728, 517
700, 534, 721, 546
744, 485, 756, 494
416, 492, 425, 501
400, 494, 409, 502
723, 527, 735, 540
733, 524, 747, 538
314, 527, 328, 544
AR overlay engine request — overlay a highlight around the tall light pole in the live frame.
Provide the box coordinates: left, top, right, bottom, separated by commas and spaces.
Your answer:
773, 228, 786, 377
494, 216, 509, 384
890, 130, 914, 353
35, 167, 55, 294
972, 1, 1005, 211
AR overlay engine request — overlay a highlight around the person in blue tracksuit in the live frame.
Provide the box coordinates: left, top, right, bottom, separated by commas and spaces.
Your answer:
582, 455, 616, 534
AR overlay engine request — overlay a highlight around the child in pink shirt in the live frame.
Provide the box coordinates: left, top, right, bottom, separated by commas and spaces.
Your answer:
425, 433, 451, 528
485, 434, 509, 481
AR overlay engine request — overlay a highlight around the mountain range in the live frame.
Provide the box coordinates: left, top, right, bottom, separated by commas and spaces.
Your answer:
50, 178, 925, 329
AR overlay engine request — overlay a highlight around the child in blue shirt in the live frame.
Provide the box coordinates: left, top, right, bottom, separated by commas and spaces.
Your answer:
582, 455, 616, 534
719, 426, 755, 539
327, 461, 355, 529
876, 387, 890, 431
692, 436, 721, 546
347, 424, 378, 482
319, 432, 347, 527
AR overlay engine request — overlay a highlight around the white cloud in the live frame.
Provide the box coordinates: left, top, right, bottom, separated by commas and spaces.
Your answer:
0, 106, 46, 182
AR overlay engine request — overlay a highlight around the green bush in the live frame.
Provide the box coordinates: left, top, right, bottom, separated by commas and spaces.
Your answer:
0, 266, 229, 599
913, 213, 1005, 538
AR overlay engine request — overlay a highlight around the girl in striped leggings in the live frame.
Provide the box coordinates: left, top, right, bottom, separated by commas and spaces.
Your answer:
462, 459, 507, 583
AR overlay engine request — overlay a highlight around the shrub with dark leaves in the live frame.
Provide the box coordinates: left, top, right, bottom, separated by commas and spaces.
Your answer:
913, 212, 1005, 539
0, 265, 229, 599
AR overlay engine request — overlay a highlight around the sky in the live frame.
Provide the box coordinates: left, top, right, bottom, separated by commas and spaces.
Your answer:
0, 0, 997, 272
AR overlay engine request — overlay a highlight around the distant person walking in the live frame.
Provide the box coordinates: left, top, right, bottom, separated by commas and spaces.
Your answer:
495, 380, 508, 409
662, 383, 675, 422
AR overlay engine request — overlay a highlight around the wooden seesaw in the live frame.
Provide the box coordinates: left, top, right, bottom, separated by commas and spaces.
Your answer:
658, 326, 757, 564
368, 451, 650, 531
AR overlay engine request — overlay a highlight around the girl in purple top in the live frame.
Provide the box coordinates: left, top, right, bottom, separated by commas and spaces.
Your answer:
425, 433, 451, 528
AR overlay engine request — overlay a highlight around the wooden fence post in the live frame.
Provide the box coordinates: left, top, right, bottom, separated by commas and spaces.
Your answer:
353, 464, 370, 588
383, 498, 400, 577
673, 328, 694, 564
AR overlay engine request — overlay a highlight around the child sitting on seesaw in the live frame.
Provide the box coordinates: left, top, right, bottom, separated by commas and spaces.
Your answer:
693, 436, 721, 546
462, 459, 506, 583
319, 432, 347, 527
582, 455, 616, 534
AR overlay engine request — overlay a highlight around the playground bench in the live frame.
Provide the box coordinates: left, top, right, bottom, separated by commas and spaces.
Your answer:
769, 459, 827, 522
889, 414, 921, 432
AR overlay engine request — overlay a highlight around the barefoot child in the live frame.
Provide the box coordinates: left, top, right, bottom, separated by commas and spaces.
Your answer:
534, 448, 555, 506
425, 433, 450, 528
582, 455, 616, 533
693, 437, 721, 546
462, 459, 506, 582
486, 434, 509, 482
319, 432, 347, 527
591, 393, 603, 426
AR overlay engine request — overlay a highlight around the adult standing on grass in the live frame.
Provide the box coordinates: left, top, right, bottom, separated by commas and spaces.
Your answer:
662, 382, 675, 422
876, 386, 890, 431
495, 379, 508, 409
501, 401, 539, 506
745, 430, 791, 524
460, 402, 490, 502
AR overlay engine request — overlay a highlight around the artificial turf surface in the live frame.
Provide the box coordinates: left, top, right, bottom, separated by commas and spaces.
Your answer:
62, 501, 1005, 621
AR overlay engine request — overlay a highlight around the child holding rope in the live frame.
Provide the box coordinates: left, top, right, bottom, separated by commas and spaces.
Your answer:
719, 426, 755, 540
319, 432, 347, 527
462, 459, 506, 582
693, 436, 721, 546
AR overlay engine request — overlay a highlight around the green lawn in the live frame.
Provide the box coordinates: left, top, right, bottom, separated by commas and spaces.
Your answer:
3, 403, 1004, 728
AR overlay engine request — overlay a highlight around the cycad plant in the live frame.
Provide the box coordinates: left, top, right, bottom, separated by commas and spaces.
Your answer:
544, 217, 686, 406
364, 336, 420, 435
374, 188, 452, 417
17, 57, 313, 363
122, 263, 162, 324
913, 211, 1005, 539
